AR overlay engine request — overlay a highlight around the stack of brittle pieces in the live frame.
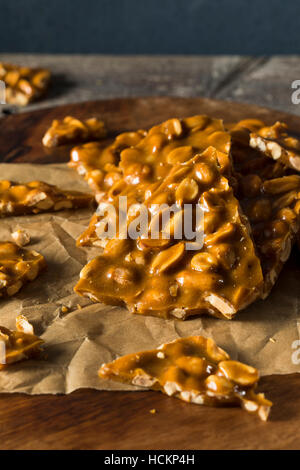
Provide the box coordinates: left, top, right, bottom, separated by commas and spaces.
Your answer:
64, 113, 300, 419
71, 114, 300, 319
3, 108, 300, 421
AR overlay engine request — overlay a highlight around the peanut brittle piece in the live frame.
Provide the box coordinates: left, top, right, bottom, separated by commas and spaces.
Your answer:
77, 115, 232, 246
0, 180, 94, 217
249, 121, 300, 172
0, 62, 51, 106
99, 336, 272, 421
228, 120, 300, 293
0, 242, 46, 298
75, 147, 263, 319
228, 119, 289, 179
69, 115, 231, 199
227, 118, 265, 142
0, 315, 43, 368
69, 130, 147, 196
118, 115, 231, 181
42, 116, 107, 148
237, 174, 300, 296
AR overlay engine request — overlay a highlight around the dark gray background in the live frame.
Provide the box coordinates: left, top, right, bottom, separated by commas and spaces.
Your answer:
0, 0, 299, 54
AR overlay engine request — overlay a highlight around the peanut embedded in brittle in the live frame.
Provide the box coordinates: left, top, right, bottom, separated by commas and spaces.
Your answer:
11, 229, 31, 247
42, 116, 107, 148
0, 62, 50, 106
99, 336, 272, 421
75, 145, 263, 320
0, 242, 46, 299
0, 315, 43, 368
0, 180, 94, 217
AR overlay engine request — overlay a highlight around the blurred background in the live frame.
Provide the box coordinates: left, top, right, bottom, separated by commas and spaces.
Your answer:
1, 0, 299, 54
1, 0, 300, 115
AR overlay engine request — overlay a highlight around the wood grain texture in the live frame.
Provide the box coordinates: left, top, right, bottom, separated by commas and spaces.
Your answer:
1, 55, 299, 117
1, 374, 300, 450
0, 97, 300, 450
0, 54, 247, 113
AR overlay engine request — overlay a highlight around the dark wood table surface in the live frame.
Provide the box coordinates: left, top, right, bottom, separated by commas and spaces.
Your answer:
1, 62, 300, 450
1, 54, 300, 117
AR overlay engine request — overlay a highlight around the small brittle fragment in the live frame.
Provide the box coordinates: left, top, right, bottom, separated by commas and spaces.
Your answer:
227, 119, 289, 179
0, 62, 51, 106
0, 242, 46, 299
42, 116, 107, 148
11, 229, 30, 247
0, 180, 94, 217
99, 336, 272, 421
249, 121, 300, 172
0, 315, 43, 368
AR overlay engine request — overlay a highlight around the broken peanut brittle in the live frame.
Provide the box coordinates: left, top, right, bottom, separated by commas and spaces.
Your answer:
237, 174, 300, 296
118, 115, 231, 181
0, 242, 46, 298
75, 115, 299, 316
77, 115, 232, 246
0, 180, 94, 217
42, 116, 107, 148
69, 115, 231, 200
0, 315, 43, 368
69, 130, 146, 197
0, 62, 51, 106
228, 119, 300, 294
99, 336, 272, 421
75, 148, 263, 319
228, 119, 289, 180
249, 121, 300, 172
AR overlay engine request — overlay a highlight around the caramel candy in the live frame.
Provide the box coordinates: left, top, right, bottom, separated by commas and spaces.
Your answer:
231, 118, 300, 255
228, 120, 300, 294
99, 336, 272, 421
69, 130, 147, 196
0, 315, 43, 368
70, 115, 231, 198
0, 242, 46, 298
0, 62, 51, 106
75, 148, 263, 319
118, 115, 231, 181
237, 173, 300, 296
228, 119, 289, 180
249, 121, 300, 172
42, 116, 107, 148
0, 180, 94, 217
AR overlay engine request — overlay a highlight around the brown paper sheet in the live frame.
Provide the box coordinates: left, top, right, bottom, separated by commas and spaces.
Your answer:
0, 163, 300, 395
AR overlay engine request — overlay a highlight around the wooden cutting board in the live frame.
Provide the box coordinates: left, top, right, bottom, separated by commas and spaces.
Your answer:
1, 97, 300, 450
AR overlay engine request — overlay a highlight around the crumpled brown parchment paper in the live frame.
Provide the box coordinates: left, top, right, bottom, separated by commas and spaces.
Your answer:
0, 163, 300, 394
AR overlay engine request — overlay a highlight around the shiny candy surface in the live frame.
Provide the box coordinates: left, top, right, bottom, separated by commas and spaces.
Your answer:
75, 148, 263, 319
0, 315, 43, 368
42, 116, 107, 148
0, 62, 50, 106
99, 335, 272, 421
0, 242, 46, 299
0, 180, 94, 217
